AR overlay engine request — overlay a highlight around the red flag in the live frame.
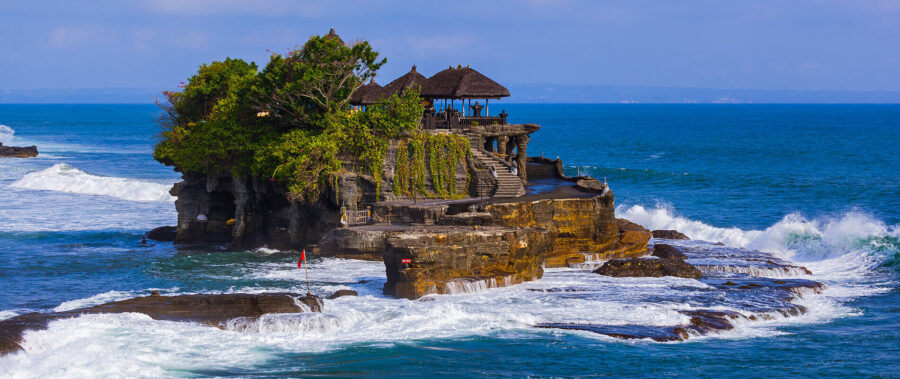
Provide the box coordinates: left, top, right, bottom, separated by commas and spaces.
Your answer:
298, 249, 306, 269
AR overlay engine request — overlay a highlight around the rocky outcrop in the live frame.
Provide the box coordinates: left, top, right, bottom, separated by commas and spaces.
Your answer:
0, 292, 322, 356
651, 244, 687, 260
383, 225, 553, 299
310, 225, 409, 261
145, 226, 177, 242
483, 196, 617, 267
0, 142, 37, 158
652, 230, 690, 240
326, 290, 358, 299
536, 278, 824, 342
170, 172, 348, 249
594, 257, 702, 279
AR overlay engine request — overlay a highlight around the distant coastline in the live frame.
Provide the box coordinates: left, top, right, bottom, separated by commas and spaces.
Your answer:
4, 85, 900, 104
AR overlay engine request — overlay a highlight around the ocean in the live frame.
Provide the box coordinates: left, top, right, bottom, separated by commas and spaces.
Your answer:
0, 104, 898, 377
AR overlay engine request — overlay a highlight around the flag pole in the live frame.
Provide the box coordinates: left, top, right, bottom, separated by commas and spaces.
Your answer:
303, 249, 311, 296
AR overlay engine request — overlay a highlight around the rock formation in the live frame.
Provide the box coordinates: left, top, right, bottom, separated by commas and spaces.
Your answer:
145, 226, 177, 242
382, 225, 553, 299
0, 292, 322, 356
651, 244, 687, 260
0, 142, 38, 158
652, 230, 690, 240
594, 257, 703, 279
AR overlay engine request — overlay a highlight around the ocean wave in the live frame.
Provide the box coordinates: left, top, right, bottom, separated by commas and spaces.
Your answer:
617, 204, 900, 274
9, 163, 175, 202
0, 124, 14, 144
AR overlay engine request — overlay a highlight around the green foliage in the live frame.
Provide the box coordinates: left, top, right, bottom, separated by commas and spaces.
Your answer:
392, 133, 470, 199
250, 35, 385, 131
250, 129, 340, 202
154, 31, 436, 203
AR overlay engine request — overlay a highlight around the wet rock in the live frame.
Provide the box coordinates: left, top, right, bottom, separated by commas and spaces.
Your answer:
651, 244, 687, 260
594, 257, 702, 279
383, 225, 553, 299
326, 290, 358, 299
652, 230, 690, 240
145, 226, 177, 241
0, 292, 321, 356
0, 142, 38, 158
311, 225, 407, 261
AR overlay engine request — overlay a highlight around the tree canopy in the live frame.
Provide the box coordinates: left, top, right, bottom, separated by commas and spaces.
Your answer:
154, 31, 422, 202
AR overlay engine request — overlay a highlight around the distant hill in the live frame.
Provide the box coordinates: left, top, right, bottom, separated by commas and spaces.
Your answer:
3, 85, 900, 104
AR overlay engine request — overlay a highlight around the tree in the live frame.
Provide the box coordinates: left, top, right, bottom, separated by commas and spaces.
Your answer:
251, 32, 386, 130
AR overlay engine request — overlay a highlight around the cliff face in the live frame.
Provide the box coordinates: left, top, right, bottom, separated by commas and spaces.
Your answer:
170, 172, 359, 249
483, 193, 648, 267
382, 226, 553, 299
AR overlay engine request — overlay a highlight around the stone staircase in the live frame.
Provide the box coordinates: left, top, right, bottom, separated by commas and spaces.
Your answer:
465, 134, 525, 198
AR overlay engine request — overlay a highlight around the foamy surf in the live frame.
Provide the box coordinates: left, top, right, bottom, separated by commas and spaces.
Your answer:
617, 204, 899, 269
0, 124, 14, 144
10, 163, 175, 202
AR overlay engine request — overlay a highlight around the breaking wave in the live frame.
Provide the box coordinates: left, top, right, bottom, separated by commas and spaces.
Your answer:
10, 163, 175, 202
0, 124, 14, 144
617, 204, 900, 273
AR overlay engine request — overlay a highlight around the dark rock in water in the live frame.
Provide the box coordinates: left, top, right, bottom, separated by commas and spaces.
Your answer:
594, 257, 702, 279
651, 244, 687, 260
652, 230, 689, 240
0, 292, 321, 356
145, 226, 177, 241
326, 289, 358, 299
0, 142, 38, 158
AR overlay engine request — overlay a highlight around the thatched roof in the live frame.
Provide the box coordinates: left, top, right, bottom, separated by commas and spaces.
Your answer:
420, 65, 510, 99
324, 28, 344, 45
350, 80, 385, 106
383, 65, 428, 96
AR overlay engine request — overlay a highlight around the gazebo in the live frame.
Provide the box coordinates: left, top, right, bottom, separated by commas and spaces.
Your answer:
349, 79, 386, 108
382, 65, 428, 97
420, 65, 510, 126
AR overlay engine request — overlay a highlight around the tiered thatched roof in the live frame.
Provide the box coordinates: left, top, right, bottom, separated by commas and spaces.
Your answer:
420, 65, 510, 99
350, 80, 385, 106
382, 65, 428, 96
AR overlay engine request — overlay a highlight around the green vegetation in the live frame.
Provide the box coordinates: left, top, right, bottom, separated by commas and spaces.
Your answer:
393, 134, 471, 199
154, 31, 429, 202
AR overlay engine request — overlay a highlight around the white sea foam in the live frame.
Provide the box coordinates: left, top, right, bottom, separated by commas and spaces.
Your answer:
10, 163, 175, 202
2, 205, 897, 373
0, 124, 14, 144
617, 204, 898, 269
0, 310, 19, 321
53, 290, 141, 312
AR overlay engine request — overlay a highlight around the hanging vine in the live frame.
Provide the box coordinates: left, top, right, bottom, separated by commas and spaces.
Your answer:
392, 133, 470, 199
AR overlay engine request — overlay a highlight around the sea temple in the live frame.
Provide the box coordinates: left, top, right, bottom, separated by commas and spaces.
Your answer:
165, 56, 653, 300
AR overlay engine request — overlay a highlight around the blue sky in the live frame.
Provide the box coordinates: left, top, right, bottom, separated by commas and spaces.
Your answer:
2, 0, 899, 92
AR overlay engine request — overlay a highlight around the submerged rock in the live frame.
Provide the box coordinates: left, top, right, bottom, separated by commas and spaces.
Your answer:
326, 289, 358, 299
651, 244, 687, 260
594, 257, 702, 279
145, 226, 177, 242
0, 292, 321, 356
652, 230, 690, 240
0, 143, 38, 158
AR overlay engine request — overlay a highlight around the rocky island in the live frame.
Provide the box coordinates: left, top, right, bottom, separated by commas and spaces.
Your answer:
0, 142, 38, 158
1, 30, 825, 352
150, 29, 654, 301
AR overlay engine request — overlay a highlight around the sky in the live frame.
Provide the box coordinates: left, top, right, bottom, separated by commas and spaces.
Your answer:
2, 0, 900, 94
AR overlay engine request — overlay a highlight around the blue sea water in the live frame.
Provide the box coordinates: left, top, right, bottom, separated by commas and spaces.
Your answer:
0, 104, 898, 377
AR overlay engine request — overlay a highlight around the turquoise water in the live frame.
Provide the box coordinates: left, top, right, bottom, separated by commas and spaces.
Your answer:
0, 104, 898, 377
